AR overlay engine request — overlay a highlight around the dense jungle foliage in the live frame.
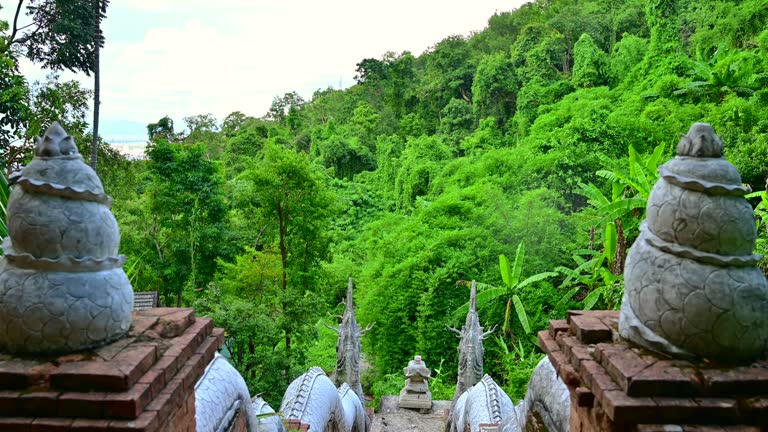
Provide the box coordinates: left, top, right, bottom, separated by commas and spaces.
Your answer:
3, 0, 768, 408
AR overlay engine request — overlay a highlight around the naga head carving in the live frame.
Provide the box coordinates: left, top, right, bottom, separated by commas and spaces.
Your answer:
453, 281, 494, 400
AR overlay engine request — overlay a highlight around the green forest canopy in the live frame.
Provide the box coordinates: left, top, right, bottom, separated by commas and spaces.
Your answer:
2, 0, 768, 407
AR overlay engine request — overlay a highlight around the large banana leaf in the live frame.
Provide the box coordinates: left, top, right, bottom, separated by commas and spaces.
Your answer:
1, 174, 9, 239
510, 243, 525, 287
511, 294, 531, 334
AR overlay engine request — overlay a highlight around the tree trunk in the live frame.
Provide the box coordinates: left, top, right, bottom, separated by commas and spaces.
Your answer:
612, 219, 626, 275
90, 0, 101, 171
276, 202, 291, 359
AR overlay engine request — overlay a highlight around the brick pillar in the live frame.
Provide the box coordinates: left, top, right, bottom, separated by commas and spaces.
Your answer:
540, 310, 768, 431
0, 307, 224, 432
284, 419, 311, 431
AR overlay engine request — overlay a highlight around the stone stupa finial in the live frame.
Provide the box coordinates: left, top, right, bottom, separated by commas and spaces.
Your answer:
619, 122, 768, 363
0, 122, 133, 355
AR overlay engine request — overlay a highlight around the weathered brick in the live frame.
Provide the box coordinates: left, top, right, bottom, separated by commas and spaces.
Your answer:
548, 349, 569, 374
0, 390, 20, 415
71, 418, 110, 432
158, 353, 182, 383
701, 367, 768, 397
27, 362, 58, 387
558, 334, 593, 370
692, 398, 739, 422
137, 366, 165, 400
0, 360, 39, 389
51, 362, 127, 392
129, 314, 159, 338
103, 384, 152, 419
58, 392, 107, 418
30, 417, 73, 432
152, 309, 195, 338
601, 390, 656, 423
57, 353, 89, 364
575, 386, 595, 407
158, 376, 185, 417
107, 410, 159, 432
211, 327, 225, 347
144, 390, 174, 426
628, 361, 699, 397
549, 320, 569, 338
649, 397, 701, 423
139, 308, 181, 317
602, 347, 651, 391
96, 338, 136, 362
0, 417, 34, 432
570, 314, 613, 344
740, 397, 768, 424
19, 391, 60, 417
176, 357, 202, 393
538, 330, 560, 355
114, 345, 158, 390
588, 310, 620, 329
593, 342, 628, 364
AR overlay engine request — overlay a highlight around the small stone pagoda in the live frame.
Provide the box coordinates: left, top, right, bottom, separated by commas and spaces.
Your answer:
538, 123, 768, 431
399, 355, 432, 410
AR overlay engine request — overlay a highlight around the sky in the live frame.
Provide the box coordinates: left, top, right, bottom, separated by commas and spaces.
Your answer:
4, 0, 530, 141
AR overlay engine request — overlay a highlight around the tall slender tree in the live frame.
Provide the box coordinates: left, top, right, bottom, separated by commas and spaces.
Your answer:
91, 0, 109, 171
3, 0, 108, 171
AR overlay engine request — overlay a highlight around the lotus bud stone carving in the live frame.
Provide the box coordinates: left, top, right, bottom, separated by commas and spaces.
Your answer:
0, 123, 133, 355
619, 123, 768, 362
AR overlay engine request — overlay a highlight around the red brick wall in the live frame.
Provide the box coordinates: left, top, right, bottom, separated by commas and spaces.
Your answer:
156, 390, 196, 432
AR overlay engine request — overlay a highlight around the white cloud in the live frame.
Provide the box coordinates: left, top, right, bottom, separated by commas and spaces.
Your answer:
5, 0, 531, 135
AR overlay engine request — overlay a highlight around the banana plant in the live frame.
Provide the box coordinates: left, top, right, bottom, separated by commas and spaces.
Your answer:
577, 143, 664, 231
454, 243, 557, 335
559, 144, 665, 309
1, 174, 9, 240
746, 189, 768, 274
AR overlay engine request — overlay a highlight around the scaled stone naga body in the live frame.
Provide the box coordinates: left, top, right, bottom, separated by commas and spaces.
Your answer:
620, 123, 768, 362
196, 279, 370, 431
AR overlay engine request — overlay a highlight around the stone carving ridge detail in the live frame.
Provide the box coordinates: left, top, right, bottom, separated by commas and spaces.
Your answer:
279, 366, 367, 432
338, 382, 366, 432
450, 374, 515, 432
8, 172, 113, 205
280, 367, 347, 432
195, 352, 267, 432
619, 122, 768, 362
252, 396, 286, 432
658, 165, 751, 196
0, 123, 133, 355
502, 357, 569, 432
641, 224, 761, 267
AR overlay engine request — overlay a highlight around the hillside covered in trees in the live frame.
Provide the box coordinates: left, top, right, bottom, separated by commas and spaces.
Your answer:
2, 0, 768, 407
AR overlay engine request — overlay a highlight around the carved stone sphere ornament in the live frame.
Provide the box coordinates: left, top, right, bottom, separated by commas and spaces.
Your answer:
619, 122, 768, 362
0, 123, 133, 355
